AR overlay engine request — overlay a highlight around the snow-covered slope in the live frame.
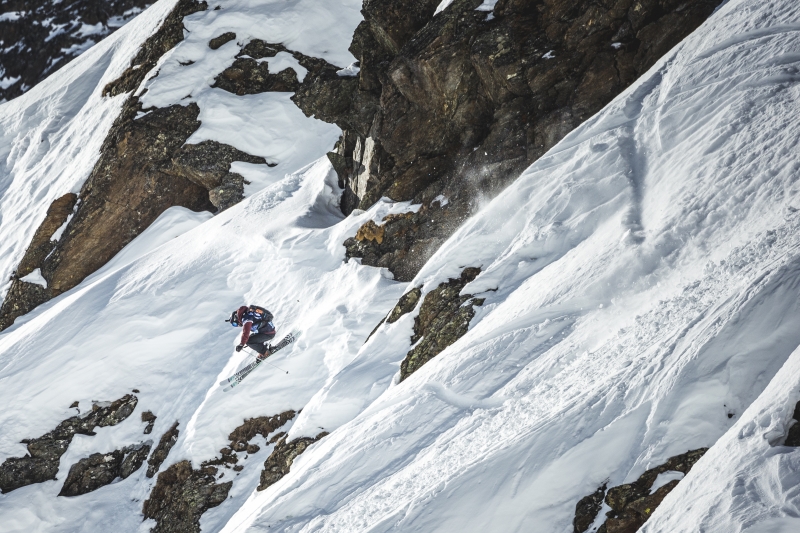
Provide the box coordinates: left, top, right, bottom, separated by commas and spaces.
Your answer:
1, 0, 800, 532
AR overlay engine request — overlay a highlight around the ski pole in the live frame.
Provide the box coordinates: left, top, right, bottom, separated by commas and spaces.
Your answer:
245, 347, 289, 374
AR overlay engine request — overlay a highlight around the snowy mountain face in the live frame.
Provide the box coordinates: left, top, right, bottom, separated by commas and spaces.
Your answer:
1, 0, 800, 532
0, 0, 151, 102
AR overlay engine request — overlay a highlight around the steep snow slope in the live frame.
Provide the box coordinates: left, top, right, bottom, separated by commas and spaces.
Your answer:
220, 0, 800, 531
643, 344, 800, 533
1, 1, 800, 533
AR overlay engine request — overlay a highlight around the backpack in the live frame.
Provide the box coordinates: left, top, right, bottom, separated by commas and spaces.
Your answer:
248, 305, 274, 332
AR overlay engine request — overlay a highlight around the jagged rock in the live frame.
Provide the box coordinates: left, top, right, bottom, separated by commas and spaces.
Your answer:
120, 443, 151, 479
258, 432, 328, 491
783, 400, 800, 446
399, 267, 483, 380
0, 0, 151, 102
142, 460, 232, 533
209, 32, 236, 50
0, 280, 52, 331
146, 421, 179, 478
140, 412, 295, 531
367, 285, 422, 341
0, 395, 138, 493
575, 448, 708, 533
59, 443, 151, 497
161, 140, 267, 211
214, 41, 303, 95
142, 411, 157, 434
164, 140, 266, 190
344, 210, 446, 281
574, 484, 607, 533
0, 193, 77, 330
227, 411, 296, 452
387, 287, 422, 324
103, 0, 209, 97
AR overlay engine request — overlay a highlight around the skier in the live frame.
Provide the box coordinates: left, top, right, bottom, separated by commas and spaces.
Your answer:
228, 305, 276, 359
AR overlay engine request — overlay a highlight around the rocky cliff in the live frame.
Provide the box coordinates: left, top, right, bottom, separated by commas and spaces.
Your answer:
314, 0, 721, 281
0, 0, 150, 102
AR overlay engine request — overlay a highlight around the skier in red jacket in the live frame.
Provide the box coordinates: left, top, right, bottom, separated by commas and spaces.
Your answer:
228, 305, 276, 358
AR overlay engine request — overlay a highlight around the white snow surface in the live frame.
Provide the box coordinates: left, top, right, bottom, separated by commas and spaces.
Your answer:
0, 0, 800, 532
19, 268, 48, 289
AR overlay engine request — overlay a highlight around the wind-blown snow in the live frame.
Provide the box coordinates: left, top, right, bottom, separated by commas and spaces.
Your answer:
1, 0, 800, 531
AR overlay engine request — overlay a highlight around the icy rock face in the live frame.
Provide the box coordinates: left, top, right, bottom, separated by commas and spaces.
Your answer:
0, 0, 150, 102
308, 0, 721, 281
58, 443, 151, 497
0, 395, 138, 493
400, 266, 484, 380
575, 449, 708, 533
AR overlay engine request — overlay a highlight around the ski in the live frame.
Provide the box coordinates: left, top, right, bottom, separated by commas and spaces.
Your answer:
220, 332, 296, 391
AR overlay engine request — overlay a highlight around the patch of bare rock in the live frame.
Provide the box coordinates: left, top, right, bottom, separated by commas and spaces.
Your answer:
573, 448, 708, 533
143, 411, 296, 533
0, 394, 138, 493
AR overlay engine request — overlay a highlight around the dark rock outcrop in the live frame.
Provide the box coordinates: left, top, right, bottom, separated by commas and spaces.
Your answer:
782, 400, 800, 446
0, 0, 270, 331
142, 460, 232, 533
202, 411, 296, 471
162, 140, 267, 211
0, 193, 76, 331
574, 483, 607, 533
575, 448, 708, 533
142, 410, 157, 434
146, 421, 179, 478
208, 32, 236, 50
344, 206, 461, 280
257, 432, 328, 491
399, 267, 483, 381
59, 443, 151, 497
0, 0, 151, 102
0, 394, 138, 493
367, 285, 423, 340
297, 0, 720, 280
227, 411, 296, 452
141, 411, 295, 532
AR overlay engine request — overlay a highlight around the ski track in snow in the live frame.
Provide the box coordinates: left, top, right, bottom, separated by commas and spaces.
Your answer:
0, 0, 800, 532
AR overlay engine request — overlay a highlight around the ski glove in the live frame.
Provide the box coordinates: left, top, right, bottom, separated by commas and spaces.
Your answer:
236, 344, 244, 352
